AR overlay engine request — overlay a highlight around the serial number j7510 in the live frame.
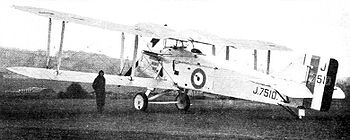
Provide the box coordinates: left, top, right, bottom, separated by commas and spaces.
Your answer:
253, 87, 277, 100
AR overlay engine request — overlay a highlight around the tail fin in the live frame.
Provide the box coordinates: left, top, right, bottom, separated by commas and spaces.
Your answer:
303, 55, 338, 111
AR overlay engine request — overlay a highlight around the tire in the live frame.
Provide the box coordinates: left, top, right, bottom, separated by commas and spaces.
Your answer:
175, 93, 190, 111
133, 93, 148, 111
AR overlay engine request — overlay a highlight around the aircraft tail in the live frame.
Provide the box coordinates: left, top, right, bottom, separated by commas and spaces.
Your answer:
303, 55, 339, 111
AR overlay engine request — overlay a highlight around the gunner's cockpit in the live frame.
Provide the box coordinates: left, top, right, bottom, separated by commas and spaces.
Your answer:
190, 48, 203, 54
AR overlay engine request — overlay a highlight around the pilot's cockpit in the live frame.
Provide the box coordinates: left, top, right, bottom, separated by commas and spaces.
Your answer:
163, 38, 189, 49
158, 38, 206, 57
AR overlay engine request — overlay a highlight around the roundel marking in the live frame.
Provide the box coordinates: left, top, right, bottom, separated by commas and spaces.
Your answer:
191, 68, 206, 89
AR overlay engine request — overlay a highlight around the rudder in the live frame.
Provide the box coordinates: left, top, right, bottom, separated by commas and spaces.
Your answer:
304, 55, 338, 111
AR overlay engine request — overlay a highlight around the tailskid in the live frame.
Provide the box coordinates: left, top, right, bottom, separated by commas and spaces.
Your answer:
279, 104, 305, 119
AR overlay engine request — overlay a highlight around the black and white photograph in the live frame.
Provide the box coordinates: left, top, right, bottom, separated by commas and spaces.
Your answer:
0, 0, 349, 139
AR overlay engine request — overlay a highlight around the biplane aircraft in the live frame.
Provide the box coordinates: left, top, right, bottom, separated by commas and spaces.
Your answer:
7, 5, 346, 119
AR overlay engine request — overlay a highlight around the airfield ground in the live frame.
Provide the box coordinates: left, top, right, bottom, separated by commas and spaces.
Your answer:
0, 96, 349, 139
0, 76, 349, 139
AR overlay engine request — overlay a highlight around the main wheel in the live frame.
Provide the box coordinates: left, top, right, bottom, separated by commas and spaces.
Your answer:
133, 93, 148, 111
175, 93, 190, 111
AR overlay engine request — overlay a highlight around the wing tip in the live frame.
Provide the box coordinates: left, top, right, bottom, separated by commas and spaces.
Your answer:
12, 5, 30, 11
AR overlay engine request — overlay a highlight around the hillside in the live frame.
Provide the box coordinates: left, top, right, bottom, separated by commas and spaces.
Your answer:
0, 46, 142, 96
0, 46, 131, 75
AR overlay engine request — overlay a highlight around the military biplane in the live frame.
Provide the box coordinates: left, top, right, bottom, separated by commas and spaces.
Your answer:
7, 5, 346, 119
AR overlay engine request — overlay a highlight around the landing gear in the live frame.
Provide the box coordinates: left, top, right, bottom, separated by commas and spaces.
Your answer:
133, 93, 148, 111
175, 93, 190, 111
133, 89, 191, 112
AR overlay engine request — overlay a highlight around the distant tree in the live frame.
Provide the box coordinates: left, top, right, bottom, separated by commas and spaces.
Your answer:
57, 91, 66, 99
58, 82, 90, 99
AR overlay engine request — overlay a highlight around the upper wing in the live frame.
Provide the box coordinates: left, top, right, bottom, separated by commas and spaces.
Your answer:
13, 5, 136, 34
183, 30, 291, 51
13, 5, 187, 40
226, 39, 292, 51
7, 67, 178, 90
14, 5, 291, 51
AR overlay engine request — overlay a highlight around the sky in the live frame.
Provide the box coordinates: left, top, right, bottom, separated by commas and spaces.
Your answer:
0, 0, 349, 77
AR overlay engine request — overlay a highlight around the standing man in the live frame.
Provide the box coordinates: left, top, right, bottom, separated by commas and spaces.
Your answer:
92, 70, 106, 114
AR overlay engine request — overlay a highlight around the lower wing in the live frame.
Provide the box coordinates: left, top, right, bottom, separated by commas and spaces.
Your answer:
7, 67, 178, 90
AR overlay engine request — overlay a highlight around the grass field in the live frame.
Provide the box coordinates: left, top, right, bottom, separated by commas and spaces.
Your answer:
1, 76, 350, 139
1, 96, 349, 139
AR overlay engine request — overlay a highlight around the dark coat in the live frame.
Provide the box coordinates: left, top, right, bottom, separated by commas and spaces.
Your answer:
92, 75, 105, 91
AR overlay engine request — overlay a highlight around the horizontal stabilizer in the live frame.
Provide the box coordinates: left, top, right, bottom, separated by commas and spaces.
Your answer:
271, 80, 313, 98
250, 76, 313, 98
332, 87, 345, 99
